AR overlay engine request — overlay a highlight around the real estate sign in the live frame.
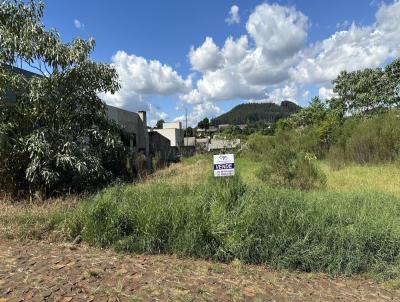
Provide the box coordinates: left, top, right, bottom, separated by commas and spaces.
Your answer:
213, 154, 235, 177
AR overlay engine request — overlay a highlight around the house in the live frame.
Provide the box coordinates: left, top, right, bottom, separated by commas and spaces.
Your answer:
181, 136, 196, 156
152, 122, 184, 148
208, 138, 241, 152
106, 105, 149, 155
195, 125, 218, 138
148, 131, 176, 163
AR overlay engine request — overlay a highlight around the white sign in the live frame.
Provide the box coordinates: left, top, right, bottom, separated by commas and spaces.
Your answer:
213, 154, 235, 177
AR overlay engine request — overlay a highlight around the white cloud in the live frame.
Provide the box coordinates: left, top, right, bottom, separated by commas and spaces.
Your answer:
99, 50, 192, 115
104, 1, 400, 126
184, 3, 308, 104
189, 37, 223, 72
246, 3, 308, 60
74, 19, 83, 29
174, 102, 222, 127
318, 86, 337, 100
225, 5, 240, 25
290, 1, 400, 84
182, 0, 400, 113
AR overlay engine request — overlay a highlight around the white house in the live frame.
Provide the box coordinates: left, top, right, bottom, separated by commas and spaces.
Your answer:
152, 122, 184, 148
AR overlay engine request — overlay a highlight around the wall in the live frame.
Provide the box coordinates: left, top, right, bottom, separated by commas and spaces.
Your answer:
106, 105, 149, 155
148, 131, 176, 163
152, 128, 184, 147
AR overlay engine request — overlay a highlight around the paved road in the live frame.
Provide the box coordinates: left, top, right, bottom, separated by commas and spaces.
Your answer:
1, 240, 399, 301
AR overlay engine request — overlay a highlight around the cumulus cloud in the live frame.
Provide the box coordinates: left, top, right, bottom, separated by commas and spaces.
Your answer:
104, 1, 400, 126
246, 3, 308, 60
74, 19, 83, 29
188, 37, 223, 72
183, 0, 400, 113
173, 102, 222, 127
225, 5, 240, 25
290, 1, 400, 84
99, 51, 192, 121
183, 3, 308, 104
319, 86, 337, 100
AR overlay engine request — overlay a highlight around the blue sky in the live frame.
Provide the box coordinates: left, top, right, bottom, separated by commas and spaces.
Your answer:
41, 0, 399, 126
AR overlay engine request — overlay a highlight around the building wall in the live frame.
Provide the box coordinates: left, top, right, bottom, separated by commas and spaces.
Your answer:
148, 131, 176, 162
163, 122, 182, 129
152, 128, 184, 147
106, 105, 149, 155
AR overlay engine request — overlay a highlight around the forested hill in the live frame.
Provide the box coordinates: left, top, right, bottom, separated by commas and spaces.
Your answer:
211, 101, 301, 125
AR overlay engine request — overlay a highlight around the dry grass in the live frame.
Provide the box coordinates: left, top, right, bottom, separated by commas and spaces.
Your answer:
148, 154, 211, 186
320, 162, 400, 197
0, 196, 78, 241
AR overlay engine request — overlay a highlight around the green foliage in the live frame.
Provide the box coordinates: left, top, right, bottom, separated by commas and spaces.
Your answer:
332, 58, 400, 115
155, 119, 164, 129
244, 133, 275, 160
0, 1, 134, 196
211, 101, 300, 126
257, 144, 326, 190
197, 117, 210, 129
329, 111, 400, 165
69, 176, 400, 278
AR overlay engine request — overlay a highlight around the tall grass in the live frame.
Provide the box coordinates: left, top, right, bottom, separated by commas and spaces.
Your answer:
69, 174, 400, 278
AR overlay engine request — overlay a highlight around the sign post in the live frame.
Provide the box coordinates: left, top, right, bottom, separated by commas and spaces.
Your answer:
213, 154, 235, 177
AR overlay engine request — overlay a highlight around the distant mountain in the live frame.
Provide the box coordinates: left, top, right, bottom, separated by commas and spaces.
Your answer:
211, 101, 301, 125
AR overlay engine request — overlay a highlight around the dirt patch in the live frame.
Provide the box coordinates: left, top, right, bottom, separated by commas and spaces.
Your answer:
1, 240, 399, 301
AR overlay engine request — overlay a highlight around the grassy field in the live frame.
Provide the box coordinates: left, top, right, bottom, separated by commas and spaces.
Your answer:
2, 154, 400, 281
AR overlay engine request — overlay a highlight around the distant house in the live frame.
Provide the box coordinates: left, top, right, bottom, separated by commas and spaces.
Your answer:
208, 138, 241, 152
152, 122, 184, 148
182, 136, 196, 156
196, 125, 218, 138
148, 131, 177, 163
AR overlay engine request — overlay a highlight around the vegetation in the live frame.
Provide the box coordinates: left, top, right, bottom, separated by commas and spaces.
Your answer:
257, 145, 326, 190
155, 119, 164, 129
197, 117, 210, 129
3, 155, 400, 280
211, 101, 301, 125
0, 1, 134, 197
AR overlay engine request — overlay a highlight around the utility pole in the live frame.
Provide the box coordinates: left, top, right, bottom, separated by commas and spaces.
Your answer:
185, 106, 188, 147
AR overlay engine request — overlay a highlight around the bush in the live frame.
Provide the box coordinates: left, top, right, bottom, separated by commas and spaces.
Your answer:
257, 145, 326, 190
329, 111, 400, 166
244, 133, 275, 161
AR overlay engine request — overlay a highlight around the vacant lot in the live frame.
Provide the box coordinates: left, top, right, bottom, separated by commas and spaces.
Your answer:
2, 155, 400, 300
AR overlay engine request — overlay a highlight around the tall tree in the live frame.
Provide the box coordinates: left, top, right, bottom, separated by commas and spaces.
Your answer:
332, 59, 400, 115
0, 0, 129, 196
155, 119, 164, 129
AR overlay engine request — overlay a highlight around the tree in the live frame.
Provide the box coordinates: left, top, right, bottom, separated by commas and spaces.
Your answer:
197, 117, 209, 129
0, 0, 130, 196
332, 59, 400, 116
184, 126, 194, 137
155, 119, 164, 129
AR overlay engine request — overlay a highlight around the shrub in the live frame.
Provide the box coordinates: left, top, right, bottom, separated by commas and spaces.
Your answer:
257, 145, 326, 190
328, 111, 400, 166
244, 133, 275, 161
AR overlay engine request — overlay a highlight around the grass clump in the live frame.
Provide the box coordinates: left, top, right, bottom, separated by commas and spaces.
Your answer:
257, 144, 326, 190
68, 173, 400, 279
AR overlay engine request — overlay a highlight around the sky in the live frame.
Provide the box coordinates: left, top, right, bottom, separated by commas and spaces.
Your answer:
41, 0, 400, 126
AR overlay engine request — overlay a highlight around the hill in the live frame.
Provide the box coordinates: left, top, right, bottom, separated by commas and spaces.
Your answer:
211, 101, 301, 125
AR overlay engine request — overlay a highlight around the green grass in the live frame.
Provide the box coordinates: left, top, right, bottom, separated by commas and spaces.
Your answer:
4, 155, 400, 280
67, 159, 400, 279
